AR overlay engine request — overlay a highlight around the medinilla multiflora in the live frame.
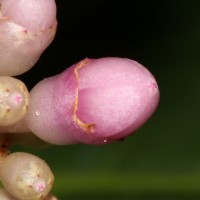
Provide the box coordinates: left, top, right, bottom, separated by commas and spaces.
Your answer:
0, 152, 54, 200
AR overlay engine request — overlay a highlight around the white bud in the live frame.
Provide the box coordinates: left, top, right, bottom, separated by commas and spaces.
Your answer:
0, 77, 29, 126
0, 152, 54, 200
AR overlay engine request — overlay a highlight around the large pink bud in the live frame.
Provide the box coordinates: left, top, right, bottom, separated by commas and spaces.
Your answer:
0, 0, 57, 76
25, 58, 160, 145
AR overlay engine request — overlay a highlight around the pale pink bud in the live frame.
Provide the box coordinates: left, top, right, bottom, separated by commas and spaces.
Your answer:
25, 57, 160, 145
0, 0, 57, 76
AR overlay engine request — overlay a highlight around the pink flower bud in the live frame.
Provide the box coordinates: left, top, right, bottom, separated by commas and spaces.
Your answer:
25, 57, 160, 145
0, 0, 57, 76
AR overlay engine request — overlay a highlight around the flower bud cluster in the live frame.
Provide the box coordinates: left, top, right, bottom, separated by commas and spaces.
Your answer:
0, 0, 58, 199
0, 0, 160, 199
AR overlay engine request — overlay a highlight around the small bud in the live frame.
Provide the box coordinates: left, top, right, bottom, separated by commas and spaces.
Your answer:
0, 77, 29, 126
0, 152, 54, 200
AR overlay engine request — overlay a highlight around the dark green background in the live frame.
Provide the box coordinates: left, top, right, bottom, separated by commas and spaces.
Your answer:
17, 0, 200, 199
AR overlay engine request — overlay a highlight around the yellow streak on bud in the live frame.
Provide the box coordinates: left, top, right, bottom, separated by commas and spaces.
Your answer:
72, 58, 96, 133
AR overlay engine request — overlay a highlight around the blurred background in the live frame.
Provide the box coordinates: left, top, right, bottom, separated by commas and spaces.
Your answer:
16, 0, 200, 199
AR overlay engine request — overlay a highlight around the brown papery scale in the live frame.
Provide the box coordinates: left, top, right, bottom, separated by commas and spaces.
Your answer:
0, 152, 54, 200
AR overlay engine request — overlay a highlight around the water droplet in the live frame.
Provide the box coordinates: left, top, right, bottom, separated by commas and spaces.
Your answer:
35, 111, 40, 116
103, 139, 107, 143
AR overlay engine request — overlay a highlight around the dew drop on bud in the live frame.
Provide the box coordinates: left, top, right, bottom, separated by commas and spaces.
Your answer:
35, 111, 40, 116
0, 152, 54, 200
0, 77, 29, 126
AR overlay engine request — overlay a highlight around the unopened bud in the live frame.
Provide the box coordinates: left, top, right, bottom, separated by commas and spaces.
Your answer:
0, 77, 29, 126
0, 152, 54, 200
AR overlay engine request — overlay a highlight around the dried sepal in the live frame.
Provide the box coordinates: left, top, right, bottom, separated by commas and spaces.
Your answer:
0, 152, 54, 200
0, 77, 29, 126
0, 139, 10, 167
